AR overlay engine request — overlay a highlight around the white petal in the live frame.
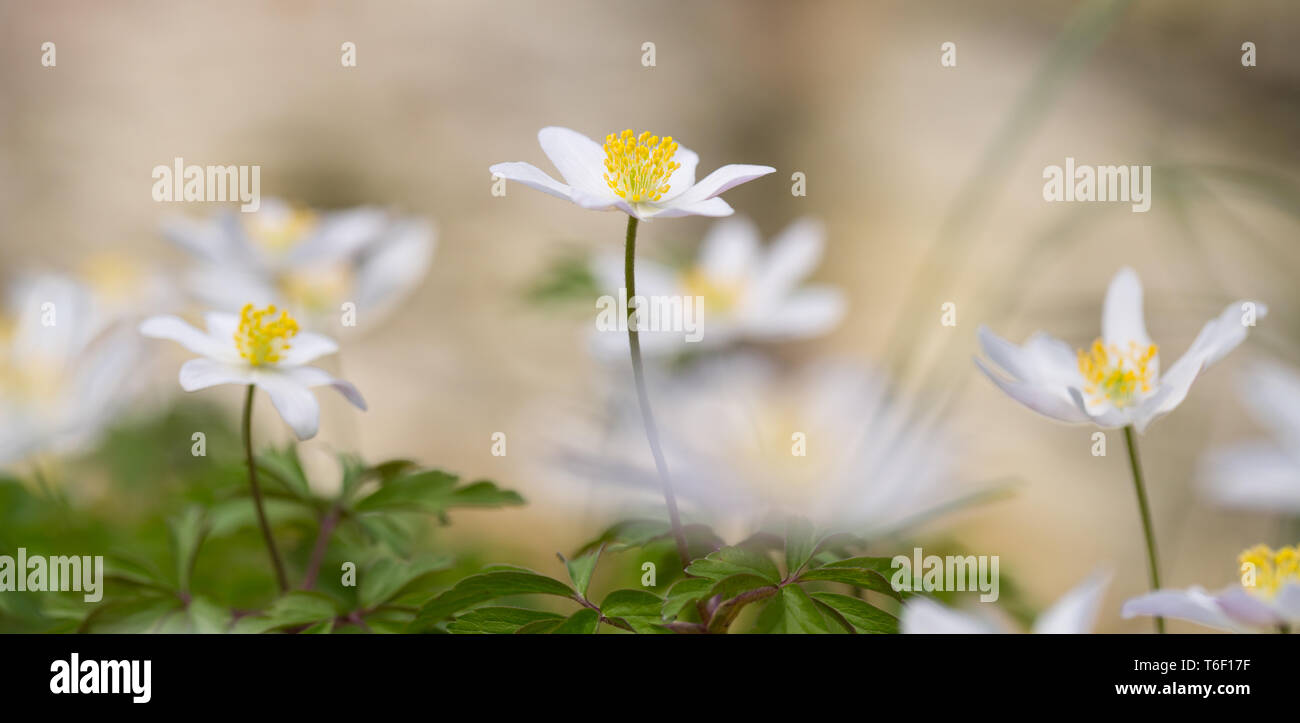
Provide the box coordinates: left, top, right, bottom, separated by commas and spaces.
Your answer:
747, 218, 824, 309
286, 207, 387, 267
139, 315, 239, 363
204, 312, 240, 341
698, 216, 760, 282
1031, 570, 1110, 634
974, 356, 1090, 424
1137, 300, 1266, 430
669, 164, 776, 207
1199, 442, 1300, 513
744, 287, 844, 340
1102, 267, 1152, 349
1067, 387, 1132, 428
650, 196, 734, 219
660, 146, 699, 201
282, 366, 367, 411
1215, 588, 1281, 628
976, 327, 1080, 386
537, 126, 610, 197
354, 218, 436, 316
488, 161, 574, 202
252, 370, 321, 440
569, 187, 621, 211
276, 332, 339, 366
179, 358, 252, 391
901, 597, 999, 634
1120, 587, 1239, 632
1240, 359, 1300, 453
1273, 582, 1300, 622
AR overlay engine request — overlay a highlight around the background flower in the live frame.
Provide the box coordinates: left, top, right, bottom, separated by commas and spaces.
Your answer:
164, 199, 434, 334
902, 570, 1110, 634
587, 217, 845, 359
1199, 360, 1300, 515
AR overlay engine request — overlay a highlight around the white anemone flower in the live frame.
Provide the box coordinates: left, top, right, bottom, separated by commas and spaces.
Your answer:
546, 355, 963, 538
976, 267, 1265, 433
588, 217, 845, 358
1122, 544, 1300, 633
163, 199, 434, 331
489, 127, 775, 221
1199, 360, 1300, 514
139, 304, 365, 440
902, 570, 1110, 634
0, 272, 148, 467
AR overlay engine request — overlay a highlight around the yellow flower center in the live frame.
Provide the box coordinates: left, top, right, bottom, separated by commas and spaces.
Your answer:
603, 129, 681, 203
1239, 544, 1300, 598
1077, 338, 1158, 408
235, 303, 299, 366
279, 265, 352, 314
246, 207, 317, 251
680, 268, 743, 313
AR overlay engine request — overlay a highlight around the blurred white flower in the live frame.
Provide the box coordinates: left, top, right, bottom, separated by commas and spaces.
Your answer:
588, 217, 845, 358
976, 267, 1265, 433
140, 304, 365, 440
902, 570, 1110, 634
1122, 544, 1300, 633
0, 270, 153, 467
1199, 359, 1300, 514
548, 355, 963, 537
490, 127, 774, 221
163, 199, 434, 332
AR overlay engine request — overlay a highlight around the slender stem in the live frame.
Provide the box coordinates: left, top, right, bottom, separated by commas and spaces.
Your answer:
623, 215, 691, 569
243, 384, 289, 593
301, 504, 341, 590
1122, 425, 1164, 634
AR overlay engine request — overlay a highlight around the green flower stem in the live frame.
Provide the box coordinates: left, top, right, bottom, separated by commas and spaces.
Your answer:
1122, 425, 1164, 634
624, 215, 691, 569
243, 384, 289, 593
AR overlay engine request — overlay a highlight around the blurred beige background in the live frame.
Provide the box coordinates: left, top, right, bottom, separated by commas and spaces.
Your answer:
3, 0, 1298, 631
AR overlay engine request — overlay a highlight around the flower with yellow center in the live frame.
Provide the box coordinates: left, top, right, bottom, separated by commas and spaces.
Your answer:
162, 198, 434, 334
490, 126, 775, 221
1239, 544, 1300, 598
140, 305, 365, 440
1124, 542, 1300, 632
977, 267, 1266, 433
587, 217, 845, 359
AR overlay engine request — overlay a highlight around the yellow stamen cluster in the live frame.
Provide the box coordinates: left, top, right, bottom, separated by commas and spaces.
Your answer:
235, 303, 298, 366
603, 129, 681, 203
246, 208, 317, 251
1077, 339, 1158, 408
681, 269, 742, 313
1239, 544, 1300, 598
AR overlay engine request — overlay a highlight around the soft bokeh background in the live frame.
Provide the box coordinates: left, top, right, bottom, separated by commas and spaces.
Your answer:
2, 0, 1298, 631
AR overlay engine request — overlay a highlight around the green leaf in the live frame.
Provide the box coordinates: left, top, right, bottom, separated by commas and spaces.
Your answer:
550, 608, 600, 634
265, 591, 339, 629
299, 619, 335, 634
685, 546, 781, 583
256, 446, 312, 499
515, 618, 564, 634
360, 556, 454, 609
408, 570, 575, 632
168, 505, 207, 593
662, 577, 713, 620
809, 592, 898, 634
796, 567, 901, 601
600, 589, 663, 618
186, 596, 230, 634
354, 470, 523, 514
448, 607, 565, 634
103, 555, 170, 591
758, 586, 829, 634
558, 545, 602, 598
784, 517, 815, 575
822, 556, 895, 574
